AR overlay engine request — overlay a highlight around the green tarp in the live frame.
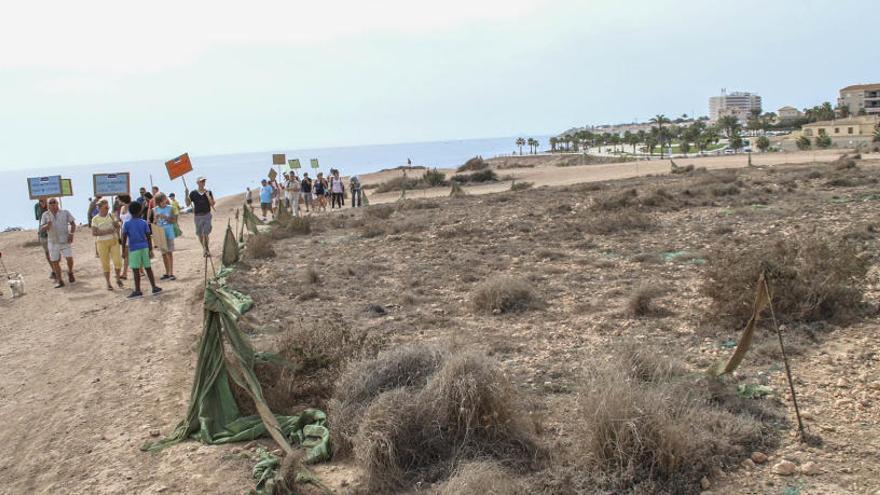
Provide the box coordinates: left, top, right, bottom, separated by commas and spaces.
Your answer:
143, 216, 331, 493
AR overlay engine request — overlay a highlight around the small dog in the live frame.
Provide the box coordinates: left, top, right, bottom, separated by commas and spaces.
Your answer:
7, 273, 25, 298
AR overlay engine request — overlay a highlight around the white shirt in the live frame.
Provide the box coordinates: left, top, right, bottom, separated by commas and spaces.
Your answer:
40, 209, 76, 244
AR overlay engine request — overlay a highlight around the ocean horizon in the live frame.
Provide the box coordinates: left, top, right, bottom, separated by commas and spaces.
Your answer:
0, 135, 548, 231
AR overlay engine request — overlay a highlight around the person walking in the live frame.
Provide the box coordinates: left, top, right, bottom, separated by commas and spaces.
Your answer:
301, 173, 313, 213
185, 176, 215, 256
34, 198, 56, 280
259, 179, 274, 221
330, 171, 345, 208
350, 175, 362, 208
152, 192, 178, 281
121, 202, 161, 298
39, 197, 77, 288
314, 173, 327, 211
90, 199, 124, 290
288, 173, 301, 217
116, 194, 133, 281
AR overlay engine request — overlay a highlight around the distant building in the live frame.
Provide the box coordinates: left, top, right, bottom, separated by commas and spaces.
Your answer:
777, 106, 803, 121
838, 83, 880, 116
800, 115, 879, 146
709, 90, 762, 122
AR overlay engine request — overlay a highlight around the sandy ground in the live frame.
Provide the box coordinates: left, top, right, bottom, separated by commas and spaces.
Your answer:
0, 149, 876, 494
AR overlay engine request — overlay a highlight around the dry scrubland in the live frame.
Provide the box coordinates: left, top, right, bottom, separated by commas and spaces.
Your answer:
226, 153, 880, 494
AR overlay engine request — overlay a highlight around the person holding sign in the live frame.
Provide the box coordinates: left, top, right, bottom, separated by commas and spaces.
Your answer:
90, 199, 124, 290
39, 198, 77, 288
185, 176, 215, 256
152, 193, 178, 281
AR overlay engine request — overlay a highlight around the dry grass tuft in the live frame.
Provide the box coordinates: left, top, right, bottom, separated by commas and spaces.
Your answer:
329, 344, 447, 457
304, 266, 321, 284
457, 156, 489, 172
271, 216, 311, 239
510, 180, 534, 191
575, 346, 771, 493
471, 276, 542, 314
246, 233, 276, 259
232, 315, 374, 416
364, 204, 394, 220
352, 351, 538, 492
437, 461, 528, 495
626, 286, 659, 317
702, 235, 869, 323
582, 208, 653, 235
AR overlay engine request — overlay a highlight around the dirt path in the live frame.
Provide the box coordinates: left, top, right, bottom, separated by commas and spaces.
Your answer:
0, 200, 255, 494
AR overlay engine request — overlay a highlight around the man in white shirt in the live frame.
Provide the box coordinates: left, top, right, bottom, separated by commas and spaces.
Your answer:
39, 197, 77, 288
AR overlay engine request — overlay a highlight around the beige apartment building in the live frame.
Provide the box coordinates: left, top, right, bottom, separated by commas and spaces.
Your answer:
777, 106, 802, 121
838, 83, 880, 116
709, 90, 762, 122
800, 115, 879, 146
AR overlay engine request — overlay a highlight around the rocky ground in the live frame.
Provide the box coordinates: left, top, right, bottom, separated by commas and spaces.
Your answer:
230, 154, 880, 494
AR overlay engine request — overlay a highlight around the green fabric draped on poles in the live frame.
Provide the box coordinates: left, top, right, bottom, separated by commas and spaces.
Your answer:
243, 203, 263, 235
142, 220, 331, 493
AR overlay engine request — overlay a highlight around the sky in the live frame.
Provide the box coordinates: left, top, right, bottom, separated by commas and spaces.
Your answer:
0, 0, 877, 172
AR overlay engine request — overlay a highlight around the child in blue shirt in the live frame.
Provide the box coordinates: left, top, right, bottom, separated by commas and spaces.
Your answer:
121, 202, 162, 298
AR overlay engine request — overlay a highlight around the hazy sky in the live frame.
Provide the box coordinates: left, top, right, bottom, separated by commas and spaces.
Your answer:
1, 0, 876, 171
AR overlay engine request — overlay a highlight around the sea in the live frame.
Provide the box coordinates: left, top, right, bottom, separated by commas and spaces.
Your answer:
0, 135, 545, 231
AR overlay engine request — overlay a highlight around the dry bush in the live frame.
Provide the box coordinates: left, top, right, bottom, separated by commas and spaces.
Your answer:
510, 180, 534, 191
582, 208, 653, 235
825, 177, 856, 187
271, 216, 311, 239
592, 188, 638, 211
364, 204, 394, 220
575, 346, 770, 493
304, 266, 321, 284
233, 315, 373, 415
834, 158, 857, 170
471, 276, 542, 314
457, 156, 489, 172
329, 344, 447, 456
627, 286, 659, 317
640, 188, 677, 208
361, 222, 386, 238
671, 163, 695, 174
436, 461, 527, 495
702, 235, 869, 323
353, 352, 538, 492
451, 169, 498, 183
805, 170, 823, 179
711, 184, 740, 197
246, 233, 276, 259
373, 176, 424, 193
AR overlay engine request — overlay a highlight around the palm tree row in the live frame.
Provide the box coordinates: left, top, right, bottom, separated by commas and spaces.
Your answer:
515, 137, 542, 155
550, 115, 747, 157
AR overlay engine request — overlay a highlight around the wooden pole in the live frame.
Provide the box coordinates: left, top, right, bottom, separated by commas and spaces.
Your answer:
763, 275, 806, 440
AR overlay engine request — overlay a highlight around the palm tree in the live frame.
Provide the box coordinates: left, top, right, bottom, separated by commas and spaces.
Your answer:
526, 138, 535, 154
650, 114, 671, 158
698, 127, 720, 153
717, 115, 741, 139
549, 137, 558, 152
515, 137, 526, 155
533, 138, 540, 154
637, 130, 647, 154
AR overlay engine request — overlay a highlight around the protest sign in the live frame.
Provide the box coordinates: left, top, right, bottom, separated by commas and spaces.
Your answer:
310, 158, 319, 169
27, 175, 63, 199
93, 173, 131, 196
165, 153, 193, 180
268, 168, 278, 181
61, 179, 73, 196
288, 159, 301, 169
272, 154, 286, 165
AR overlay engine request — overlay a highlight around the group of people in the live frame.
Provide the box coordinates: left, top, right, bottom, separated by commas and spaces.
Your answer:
246, 169, 362, 221
32, 175, 217, 299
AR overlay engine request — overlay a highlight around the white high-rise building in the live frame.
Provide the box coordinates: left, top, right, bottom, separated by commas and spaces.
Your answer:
709, 90, 762, 122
